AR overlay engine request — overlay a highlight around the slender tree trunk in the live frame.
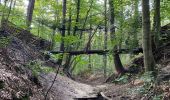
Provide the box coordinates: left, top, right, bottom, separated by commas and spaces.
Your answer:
119, 0, 124, 49
64, 4, 73, 77
12, 0, 16, 9
26, 0, 35, 29
79, 0, 93, 39
64, 0, 80, 77
103, 0, 108, 78
88, 22, 92, 70
67, 7, 72, 36
51, 29, 56, 50
153, 0, 160, 47
1, 0, 7, 21
109, 0, 125, 74
57, 0, 67, 65
11, 0, 16, 21
73, 0, 80, 36
142, 0, 155, 71
6, 0, 13, 20
133, 0, 139, 48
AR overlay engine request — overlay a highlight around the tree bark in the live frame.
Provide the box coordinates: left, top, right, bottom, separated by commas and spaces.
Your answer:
142, 0, 155, 71
109, 0, 125, 74
57, 0, 67, 65
73, 0, 80, 36
64, 3, 73, 77
103, 0, 108, 78
26, 0, 35, 29
133, 0, 139, 48
153, 0, 161, 47
6, 0, 13, 20
50, 48, 143, 55
79, 0, 93, 39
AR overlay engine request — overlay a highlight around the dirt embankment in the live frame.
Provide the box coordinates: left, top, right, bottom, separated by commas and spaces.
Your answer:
0, 36, 44, 99
0, 32, 109, 100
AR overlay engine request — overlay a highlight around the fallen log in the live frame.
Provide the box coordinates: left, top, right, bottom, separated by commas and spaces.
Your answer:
49, 48, 143, 55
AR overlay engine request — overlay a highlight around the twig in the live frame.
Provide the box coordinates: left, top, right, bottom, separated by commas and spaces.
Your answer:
44, 65, 61, 100
100, 92, 112, 100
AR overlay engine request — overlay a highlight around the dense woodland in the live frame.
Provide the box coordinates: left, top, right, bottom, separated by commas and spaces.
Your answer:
0, 0, 170, 100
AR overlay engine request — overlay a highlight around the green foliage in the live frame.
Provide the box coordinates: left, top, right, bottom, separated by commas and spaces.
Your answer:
113, 73, 130, 84
140, 72, 155, 84
129, 73, 164, 100
129, 72, 156, 96
26, 60, 54, 76
0, 36, 11, 48
1, 0, 169, 79
152, 94, 163, 100
63, 35, 81, 45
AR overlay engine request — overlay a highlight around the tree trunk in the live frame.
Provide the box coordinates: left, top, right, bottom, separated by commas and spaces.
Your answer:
26, 0, 35, 29
57, 0, 67, 65
73, 0, 80, 36
142, 0, 155, 71
6, 0, 13, 20
109, 0, 125, 74
88, 21, 92, 70
1, 0, 7, 20
50, 48, 143, 55
103, 0, 108, 78
153, 0, 161, 47
64, 4, 73, 76
79, 0, 93, 39
133, 0, 139, 48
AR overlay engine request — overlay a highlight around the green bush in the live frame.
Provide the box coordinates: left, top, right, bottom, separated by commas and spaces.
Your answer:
113, 74, 130, 84
129, 71, 157, 98
26, 60, 54, 76
0, 37, 11, 48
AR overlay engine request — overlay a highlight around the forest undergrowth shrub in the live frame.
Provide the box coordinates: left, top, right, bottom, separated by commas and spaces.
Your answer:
129, 71, 164, 99
0, 36, 11, 48
112, 73, 131, 84
26, 60, 54, 77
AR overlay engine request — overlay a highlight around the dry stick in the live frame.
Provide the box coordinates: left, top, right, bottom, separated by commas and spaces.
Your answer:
100, 92, 112, 100
44, 65, 61, 100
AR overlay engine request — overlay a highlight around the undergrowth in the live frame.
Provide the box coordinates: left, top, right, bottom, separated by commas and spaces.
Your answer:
0, 36, 11, 48
129, 71, 164, 100
26, 60, 54, 76
112, 73, 131, 84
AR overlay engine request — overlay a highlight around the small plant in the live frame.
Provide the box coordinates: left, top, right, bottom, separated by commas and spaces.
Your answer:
129, 71, 156, 98
113, 73, 130, 84
152, 94, 163, 100
0, 36, 11, 48
26, 60, 54, 76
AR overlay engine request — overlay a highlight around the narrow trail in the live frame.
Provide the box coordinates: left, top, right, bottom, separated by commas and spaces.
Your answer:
39, 72, 113, 100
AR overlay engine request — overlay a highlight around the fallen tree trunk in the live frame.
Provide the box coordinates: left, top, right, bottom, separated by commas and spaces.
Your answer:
49, 48, 143, 55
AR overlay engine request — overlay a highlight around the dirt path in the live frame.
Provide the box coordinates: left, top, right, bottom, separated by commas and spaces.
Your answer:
39, 73, 111, 100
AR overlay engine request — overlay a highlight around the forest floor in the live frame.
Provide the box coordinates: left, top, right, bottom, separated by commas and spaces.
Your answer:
0, 31, 170, 100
